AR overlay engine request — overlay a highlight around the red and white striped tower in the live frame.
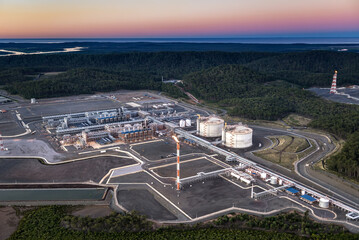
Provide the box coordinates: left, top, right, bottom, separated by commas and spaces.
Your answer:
0, 133, 4, 151
172, 135, 181, 190
330, 70, 338, 94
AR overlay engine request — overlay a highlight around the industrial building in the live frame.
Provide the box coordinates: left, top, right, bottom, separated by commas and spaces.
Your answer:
43, 104, 173, 149
33, 92, 359, 226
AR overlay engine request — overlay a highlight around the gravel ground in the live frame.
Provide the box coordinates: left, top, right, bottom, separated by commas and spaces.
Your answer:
0, 139, 65, 162
152, 158, 223, 178
71, 205, 114, 218
117, 189, 177, 220
0, 207, 19, 240
0, 156, 136, 183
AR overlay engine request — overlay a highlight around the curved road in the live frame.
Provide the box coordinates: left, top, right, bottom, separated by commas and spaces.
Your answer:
242, 125, 359, 210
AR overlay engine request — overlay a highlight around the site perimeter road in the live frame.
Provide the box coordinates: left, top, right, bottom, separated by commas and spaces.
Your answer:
245, 125, 359, 209
152, 92, 359, 210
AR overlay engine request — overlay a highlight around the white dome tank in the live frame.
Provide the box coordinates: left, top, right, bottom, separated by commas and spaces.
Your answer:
185, 119, 191, 127
179, 119, 186, 128
198, 116, 224, 137
319, 198, 330, 208
222, 124, 253, 148
270, 176, 277, 185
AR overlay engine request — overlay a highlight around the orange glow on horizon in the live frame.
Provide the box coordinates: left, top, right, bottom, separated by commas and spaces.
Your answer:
0, 0, 358, 38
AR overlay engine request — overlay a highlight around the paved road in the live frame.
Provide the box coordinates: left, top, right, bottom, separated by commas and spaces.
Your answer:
243, 125, 359, 210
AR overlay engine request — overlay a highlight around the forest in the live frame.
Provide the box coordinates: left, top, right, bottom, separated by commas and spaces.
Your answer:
1, 50, 359, 180
9, 206, 358, 239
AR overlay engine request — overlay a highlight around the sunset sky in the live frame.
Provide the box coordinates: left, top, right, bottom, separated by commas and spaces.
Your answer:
0, 0, 359, 38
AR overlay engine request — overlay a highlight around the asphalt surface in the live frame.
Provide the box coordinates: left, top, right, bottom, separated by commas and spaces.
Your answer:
0, 156, 136, 183
117, 189, 177, 220
152, 157, 223, 179
309, 88, 359, 105
244, 125, 359, 210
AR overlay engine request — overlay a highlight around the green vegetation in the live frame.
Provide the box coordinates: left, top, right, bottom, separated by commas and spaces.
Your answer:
1, 50, 359, 180
254, 136, 313, 170
184, 66, 359, 139
283, 114, 312, 127
326, 132, 359, 181
286, 137, 310, 153
9, 206, 358, 240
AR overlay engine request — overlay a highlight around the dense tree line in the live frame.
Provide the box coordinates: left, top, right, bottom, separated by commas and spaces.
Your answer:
9, 206, 358, 239
327, 132, 359, 180
1, 50, 359, 179
245, 51, 359, 87
4, 68, 161, 98
184, 64, 359, 138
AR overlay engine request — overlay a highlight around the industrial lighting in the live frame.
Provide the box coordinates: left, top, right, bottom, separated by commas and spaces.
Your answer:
172, 135, 180, 190
172, 135, 179, 143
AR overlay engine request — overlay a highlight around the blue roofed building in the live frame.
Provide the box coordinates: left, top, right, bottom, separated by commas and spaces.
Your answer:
300, 194, 317, 204
285, 187, 299, 195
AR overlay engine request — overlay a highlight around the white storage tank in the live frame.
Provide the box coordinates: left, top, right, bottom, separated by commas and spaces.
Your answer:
179, 119, 186, 128
319, 198, 330, 208
185, 119, 191, 127
278, 179, 283, 185
222, 124, 253, 148
198, 116, 224, 137
260, 172, 267, 179
301, 190, 306, 195
270, 176, 277, 185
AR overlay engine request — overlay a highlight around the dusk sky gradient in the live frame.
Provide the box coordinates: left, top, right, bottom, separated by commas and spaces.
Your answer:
0, 0, 359, 38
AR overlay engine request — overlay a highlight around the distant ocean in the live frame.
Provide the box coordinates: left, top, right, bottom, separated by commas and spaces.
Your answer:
0, 37, 359, 44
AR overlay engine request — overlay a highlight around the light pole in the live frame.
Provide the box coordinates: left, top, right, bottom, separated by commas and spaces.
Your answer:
172, 135, 180, 190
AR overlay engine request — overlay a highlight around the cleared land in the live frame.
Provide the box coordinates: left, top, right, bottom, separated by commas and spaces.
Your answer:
109, 171, 299, 219
151, 158, 223, 179
17, 98, 120, 117
254, 135, 314, 170
117, 189, 177, 220
131, 139, 207, 161
0, 207, 20, 240
283, 114, 312, 127
0, 156, 136, 183
71, 206, 114, 218
0, 111, 26, 136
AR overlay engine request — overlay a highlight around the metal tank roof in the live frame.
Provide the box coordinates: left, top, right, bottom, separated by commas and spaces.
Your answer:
201, 116, 224, 124
226, 125, 252, 135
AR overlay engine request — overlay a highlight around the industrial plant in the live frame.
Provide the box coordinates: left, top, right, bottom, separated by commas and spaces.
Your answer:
1, 90, 359, 231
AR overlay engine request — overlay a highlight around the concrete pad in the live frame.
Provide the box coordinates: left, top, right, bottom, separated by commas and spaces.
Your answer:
0, 139, 65, 162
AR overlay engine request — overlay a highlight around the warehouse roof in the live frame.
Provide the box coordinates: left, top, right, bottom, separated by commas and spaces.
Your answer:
300, 194, 317, 203
286, 187, 299, 194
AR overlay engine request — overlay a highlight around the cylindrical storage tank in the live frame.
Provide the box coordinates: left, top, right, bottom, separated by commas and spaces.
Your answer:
260, 172, 267, 179
319, 198, 330, 208
222, 125, 253, 148
199, 116, 224, 137
301, 190, 306, 195
222, 128, 226, 145
179, 120, 186, 128
185, 119, 191, 127
278, 179, 283, 185
270, 176, 277, 185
